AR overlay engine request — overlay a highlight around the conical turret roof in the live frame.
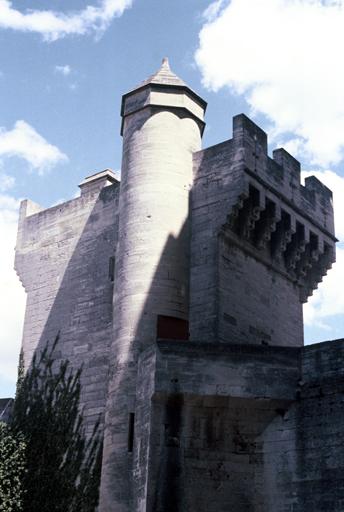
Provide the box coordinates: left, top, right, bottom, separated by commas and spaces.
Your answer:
137, 57, 187, 88
124, 58, 206, 109
121, 58, 207, 134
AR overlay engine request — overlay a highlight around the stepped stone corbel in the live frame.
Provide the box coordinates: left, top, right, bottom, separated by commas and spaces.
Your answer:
226, 183, 264, 240
295, 227, 311, 279
302, 263, 324, 303
237, 185, 263, 240
227, 191, 249, 230
270, 211, 296, 263
299, 237, 335, 302
284, 222, 307, 274
254, 198, 280, 250
242, 203, 262, 240
222, 170, 335, 307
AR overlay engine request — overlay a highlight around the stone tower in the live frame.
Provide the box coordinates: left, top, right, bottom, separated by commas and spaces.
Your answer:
15, 60, 344, 512
99, 58, 206, 511
189, 114, 336, 348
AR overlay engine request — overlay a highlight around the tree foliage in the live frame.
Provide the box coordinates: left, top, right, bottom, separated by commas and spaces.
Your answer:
0, 422, 26, 512
10, 336, 103, 512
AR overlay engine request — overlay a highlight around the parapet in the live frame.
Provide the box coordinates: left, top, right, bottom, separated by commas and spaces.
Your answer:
15, 169, 120, 293
231, 114, 334, 225
226, 114, 337, 303
233, 113, 268, 155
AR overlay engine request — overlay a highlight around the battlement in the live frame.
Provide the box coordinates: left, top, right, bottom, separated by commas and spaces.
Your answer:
227, 114, 336, 302
232, 114, 334, 225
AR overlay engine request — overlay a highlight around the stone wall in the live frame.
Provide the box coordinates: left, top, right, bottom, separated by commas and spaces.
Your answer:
15, 177, 119, 431
137, 341, 299, 512
135, 339, 344, 512
259, 338, 344, 511
218, 236, 303, 346
295, 339, 344, 510
190, 138, 239, 341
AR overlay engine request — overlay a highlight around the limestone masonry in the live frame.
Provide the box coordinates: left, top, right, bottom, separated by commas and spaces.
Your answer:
15, 59, 344, 511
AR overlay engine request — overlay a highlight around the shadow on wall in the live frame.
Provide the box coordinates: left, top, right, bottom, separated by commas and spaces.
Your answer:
16, 154, 299, 512
120, 222, 300, 512
99, 218, 191, 510
16, 135, 342, 512
16, 182, 119, 435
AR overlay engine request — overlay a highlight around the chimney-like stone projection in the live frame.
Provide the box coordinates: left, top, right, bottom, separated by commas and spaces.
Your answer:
15, 60, 344, 512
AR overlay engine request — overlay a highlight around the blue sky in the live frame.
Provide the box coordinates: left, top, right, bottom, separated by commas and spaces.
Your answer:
1, 0, 344, 396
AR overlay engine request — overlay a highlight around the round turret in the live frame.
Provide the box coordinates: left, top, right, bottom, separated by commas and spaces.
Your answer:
99, 59, 207, 512
117, 57, 206, 349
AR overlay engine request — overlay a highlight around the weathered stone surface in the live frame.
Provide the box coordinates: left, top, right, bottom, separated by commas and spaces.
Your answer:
14, 59, 341, 512
189, 114, 336, 346
15, 173, 120, 435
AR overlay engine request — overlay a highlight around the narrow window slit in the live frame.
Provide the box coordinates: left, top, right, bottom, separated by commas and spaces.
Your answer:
109, 256, 115, 282
128, 412, 135, 452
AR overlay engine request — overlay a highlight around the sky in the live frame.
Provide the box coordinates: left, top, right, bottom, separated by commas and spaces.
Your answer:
1, 0, 344, 397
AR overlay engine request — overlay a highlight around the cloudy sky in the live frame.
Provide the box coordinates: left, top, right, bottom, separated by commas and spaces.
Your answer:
1, 0, 344, 396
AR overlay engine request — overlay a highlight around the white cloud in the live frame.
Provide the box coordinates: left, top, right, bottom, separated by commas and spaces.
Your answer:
0, 125, 66, 366
0, 193, 25, 389
0, 172, 15, 192
202, 0, 226, 22
0, 0, 132, 41
55, 64, 71, 76
0, 120, 68, 174
196, 0, 344, 167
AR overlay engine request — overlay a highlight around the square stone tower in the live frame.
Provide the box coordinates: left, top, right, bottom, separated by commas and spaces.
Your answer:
190, 114, 336, 347
15, 60, 344, 512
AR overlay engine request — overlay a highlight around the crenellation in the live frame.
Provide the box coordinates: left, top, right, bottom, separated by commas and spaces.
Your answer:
272, 147, 301, 181
233, 113, 268, 155
228, 116, 334, 246
304, 174, 333, 199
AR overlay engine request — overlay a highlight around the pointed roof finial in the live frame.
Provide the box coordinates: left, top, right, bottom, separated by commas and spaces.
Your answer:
132, 57, 186, 89
161, 57, 170, 70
